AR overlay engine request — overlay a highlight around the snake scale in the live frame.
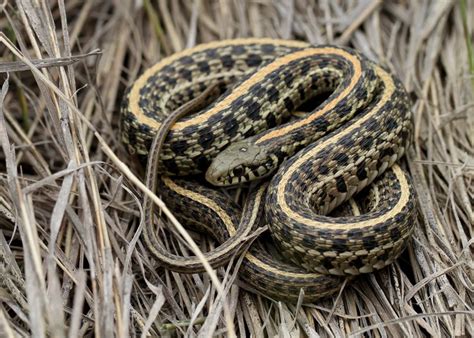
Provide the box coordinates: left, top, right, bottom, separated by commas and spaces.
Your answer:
121, 38, 416, 301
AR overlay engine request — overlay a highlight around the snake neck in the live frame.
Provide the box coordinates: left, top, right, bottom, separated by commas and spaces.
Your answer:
206, 70, 381, 187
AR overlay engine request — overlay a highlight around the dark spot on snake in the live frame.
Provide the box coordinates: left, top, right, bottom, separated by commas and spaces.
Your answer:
356, 163, 368, 180
334, 153, 349, 166
283, 71, 295, 87
170, 139, 189, 156
162, 65, 175, 73
223, 117, 239, 137
184, 86, 194, 95
194, 154, 210, 171
243, 127, 255, 138
334, 103, 351, 118
221, 54, 235, 68
298, 87, 306, 100
339, 135, 355, 148
245, 53, 263, 67
179, 69, 192, 81
267, 86, 280, 103
278, 225, 293, 240
284, 97, 295, 112
318, 190, 327, 201
331, 238, 348, 252
380, 147, 395, 160
390, 227, 401, 241
139, 83, 152, 95
261, 44, 275, 53
302, 236, 314, 248
366, 118, 378, 131
287, 58, 300, 68
300, 60, 311, 72
138, 121, 152, 134
250, 82, 263, 93
336, 176, 347, 193
149, 74, 160, 83
232, 45, 246, 55
318, 164, 329, 175
362, 235, 377, 250
350, 256, 365, 269
310, 74, 320, 89
139, 98, 149, 108
385, 117, 397, 131
394, 212, 405, 224
314, 118, 329, 133
246, 101, 262, 120
197, 61, 210, 74
230, 96, 245, 110
346, 228, 363, 237
198, 131, 215, 148
392, 180, 401, 192
355, 88, 367, 101
265, 113, 277, 128
205, 49, 217, 58
292, 132, 305, 143
400, 129, 410, 142
321, 256, 334, 270
384, 100, 394, 111
126, 127, 137, 148
207, 113, 222, 125
360, 135, 374, 150
179, 56, 194, 65
143, 136, 153, 150
198, 82, 207, 92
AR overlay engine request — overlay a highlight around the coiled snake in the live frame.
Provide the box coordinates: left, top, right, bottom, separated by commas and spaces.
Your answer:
121, 38, 416, 301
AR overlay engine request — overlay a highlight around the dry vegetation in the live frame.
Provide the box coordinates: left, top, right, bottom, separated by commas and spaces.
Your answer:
0, 0, 473, 337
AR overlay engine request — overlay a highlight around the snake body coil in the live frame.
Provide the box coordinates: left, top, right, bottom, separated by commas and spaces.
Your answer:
121, 39, 416, 301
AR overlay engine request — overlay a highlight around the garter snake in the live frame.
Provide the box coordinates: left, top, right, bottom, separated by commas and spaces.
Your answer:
121, 38, 416, 301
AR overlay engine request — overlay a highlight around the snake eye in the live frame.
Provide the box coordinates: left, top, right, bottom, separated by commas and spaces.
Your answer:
239, 147, 248, 152
232, 166, 244, 177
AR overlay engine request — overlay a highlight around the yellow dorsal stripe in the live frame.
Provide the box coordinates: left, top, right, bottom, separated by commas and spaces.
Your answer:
276, 67, 410, 230
255, 49, 361, 143
130, 38, 309, 130
162, 177, 237, 235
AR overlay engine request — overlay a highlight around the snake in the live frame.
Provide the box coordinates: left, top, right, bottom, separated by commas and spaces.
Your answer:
120, 38, 416, 302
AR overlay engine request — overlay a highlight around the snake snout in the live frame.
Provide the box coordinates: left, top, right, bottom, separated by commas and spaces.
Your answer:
206, 140, 271, 186
205, 160, 227, 186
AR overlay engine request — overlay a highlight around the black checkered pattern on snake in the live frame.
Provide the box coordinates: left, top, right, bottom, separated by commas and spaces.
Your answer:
121, 39, 416, 301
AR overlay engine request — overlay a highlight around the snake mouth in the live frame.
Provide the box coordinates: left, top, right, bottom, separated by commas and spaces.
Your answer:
206, 163, 270, 186
205, 137, 281, 186
205, 164, 227, 186
205, 161, 252, 186
206, 143, 280, 186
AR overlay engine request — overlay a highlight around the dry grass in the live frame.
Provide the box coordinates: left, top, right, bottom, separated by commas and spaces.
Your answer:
0, 0, 473, 337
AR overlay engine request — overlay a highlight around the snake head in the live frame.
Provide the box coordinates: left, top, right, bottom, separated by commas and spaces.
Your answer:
205, 140, 279, 186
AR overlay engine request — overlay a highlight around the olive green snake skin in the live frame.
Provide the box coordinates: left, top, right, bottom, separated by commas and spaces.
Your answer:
121, 38, 416, 302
